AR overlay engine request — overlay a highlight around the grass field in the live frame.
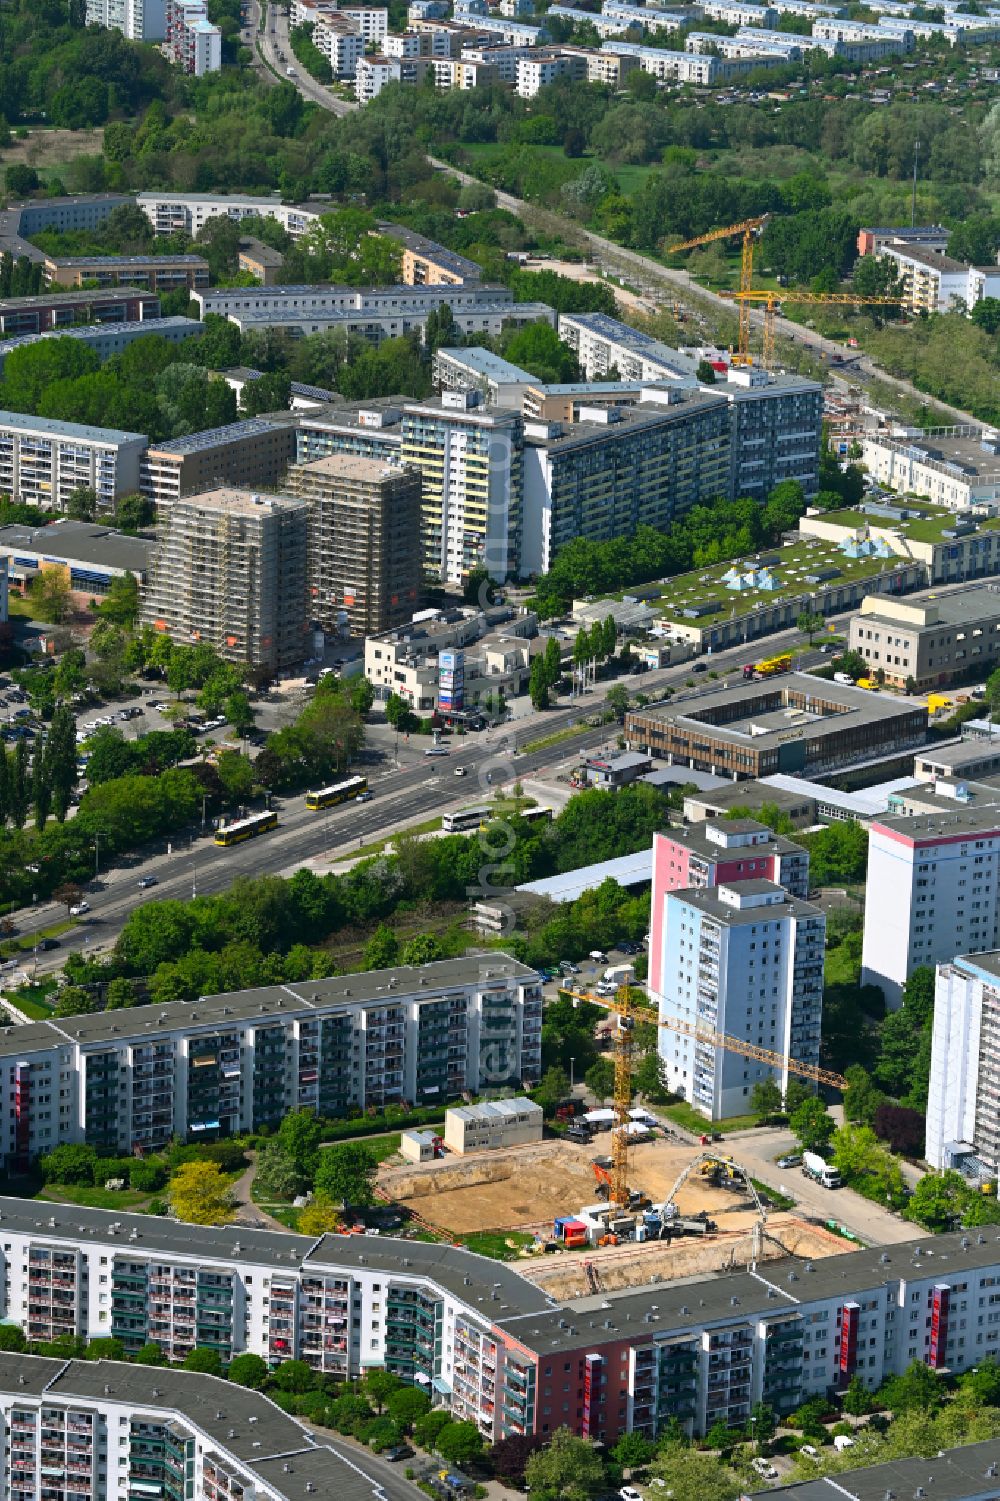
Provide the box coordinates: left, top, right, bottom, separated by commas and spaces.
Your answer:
661, 1102, 760, 1134
457, 1230, 535, 1260
37, 1182, 155, 1211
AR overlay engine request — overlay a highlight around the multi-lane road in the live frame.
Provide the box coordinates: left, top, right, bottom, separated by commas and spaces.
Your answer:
7, 631, 829, 975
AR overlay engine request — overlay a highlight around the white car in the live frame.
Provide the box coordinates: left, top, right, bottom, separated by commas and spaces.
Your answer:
69, 902, 90, 916
620, 1489, 644, 1501
801, 1445, 820, 1461
454, 766, 467, 776
752, 1458, 779, 1480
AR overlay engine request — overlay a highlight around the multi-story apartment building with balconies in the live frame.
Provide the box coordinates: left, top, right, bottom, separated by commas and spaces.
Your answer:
4, 1204, 1000, 1452
656, 880, 826, 1119
0, 412, 147, 513
0, 956, 543, 1168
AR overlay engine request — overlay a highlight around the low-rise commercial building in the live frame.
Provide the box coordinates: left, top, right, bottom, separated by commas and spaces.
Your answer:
140, 487, 309, 672
626, 674, 928, 783
0, 411, 146, 513
0, 518, 152, 597
364, 605, 536, 711
43, 253, 209, 291
284, 454, 422, 635
799, 501, 1000, 586
861, 426, 1000, 510
140, 417, 297, 509
0, 287, 160, 336
850, 584, 1000, 690
444, 1096, 544, 1153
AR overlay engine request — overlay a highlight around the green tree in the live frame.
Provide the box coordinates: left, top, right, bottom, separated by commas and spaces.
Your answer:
413, 1408, 452, 1451
276, 1108, 323, 1178
843, 1065, 884, 1126
169, 1161, 237, 1225
503, 321, 580, 384
961, 1359, 1000, 1406
904, 1170, 967, 1232
585, 1057, 616, 1100
388, 1387, 431, 1428
647, 1444, 740, 1501
697, 358, 717, 383
270, 1358, 316, 1394
611, 1432, 655, 1469
254, 1141, 307, 1201
841, 1374, 874, 1415
183, 1347, 223, 1376
789, 1097, 834, 1154
543, 633, 563, 689
524, 1427, 606, 1501
363, 924, 400, 970
313, 1142, 377, 1208
751, 1078, 783, 1121
98, 573, 140, 626
133, 1343, 165, 1365
437, 1420, 485, 1468
31, 568, 73, 624
605, 683, 630, 721
364, 1369, 404, 1412
529, 654, 550, 711
39, 1142, 99, 1184
46, 704, 79, 822
66, 485, 98, 522
227, 1353, 269, 1389
879, 1359, 945, 1415
796, 609, 825, 644
32, 726, 51, 830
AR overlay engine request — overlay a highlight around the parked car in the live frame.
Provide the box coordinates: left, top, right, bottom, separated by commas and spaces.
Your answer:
69, 902, 90, 916
382, 1445, 414, 1463
621, 1489, 645, 1501
801, 1445, 820, 1460
777, 1153, 802, 1169
752, 1459, 779, 1480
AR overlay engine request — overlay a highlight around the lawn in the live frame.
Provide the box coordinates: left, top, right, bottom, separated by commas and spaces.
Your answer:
341, 815, 442, 862
522, 722, 593, 754
457, 1230, 535, 1260
3, 977, 59, 1019
661, 1102, 761, 1134
37, 1182, 155, 1211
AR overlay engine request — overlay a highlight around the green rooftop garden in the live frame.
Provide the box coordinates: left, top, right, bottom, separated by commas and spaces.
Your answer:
654, 534, 912, 628
809, 501, 1000, 548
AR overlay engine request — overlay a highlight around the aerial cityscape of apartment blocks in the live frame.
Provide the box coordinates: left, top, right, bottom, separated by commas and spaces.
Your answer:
862, 809, 1000, 1007
656, 881, 825, 1119
2, 1202, 1000, 1445
0, 957, 542, 1167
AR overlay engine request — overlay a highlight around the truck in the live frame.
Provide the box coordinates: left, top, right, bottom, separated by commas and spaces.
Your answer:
833, 671, 854, 686
603, 962, 635, 987
802, 1151, 841, 1189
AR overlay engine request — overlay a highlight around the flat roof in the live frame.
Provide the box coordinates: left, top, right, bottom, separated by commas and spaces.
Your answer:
0, 287, 157, 313
529, 391, 729, 454
146, 416, 295, 455
172, 487, 305, 517
762, 1441, 1000, 1501
859, 583, 1000, 630
762, 771, 918, 818
448, 1096, 542, 1124
0, 954, 537, 1059
872, 804, 1000, 840
883, 242, 969, 273
250, 1447, 392, 1501
517, 849, 652, 902
0, 519, 153, 573
45, 254, 209, 268
436, 346, 535, 382
676, 881, 822, 926
659, 818, 803, 858
0, 316, 202, 365
0, 408, 145, 444
629, 673, 923, 750
559, 310, 700, 378
292, 454, 409, 483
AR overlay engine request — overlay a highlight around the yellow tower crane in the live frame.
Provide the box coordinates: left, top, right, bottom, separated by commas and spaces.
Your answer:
723, 288, 904, 370
571, 982, 847, 1209
667, 216, 770, 367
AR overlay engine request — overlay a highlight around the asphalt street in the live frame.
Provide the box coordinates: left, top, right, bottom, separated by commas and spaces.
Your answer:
7, 627, 831, 974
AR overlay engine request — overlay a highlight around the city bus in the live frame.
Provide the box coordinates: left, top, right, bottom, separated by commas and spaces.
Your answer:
305, 775, 369, 811
442, 806, 492, 833
213, 809, 279, 847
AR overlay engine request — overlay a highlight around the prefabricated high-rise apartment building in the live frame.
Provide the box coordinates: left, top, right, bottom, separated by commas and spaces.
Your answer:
140, 487, 309, 673
0, 956, 543, 1168
285, 453, 422, 635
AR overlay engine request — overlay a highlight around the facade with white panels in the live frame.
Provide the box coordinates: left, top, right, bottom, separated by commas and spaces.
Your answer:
0, 412, 146, 513
0, 956, 542, 1169
84, 0, 165, 39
